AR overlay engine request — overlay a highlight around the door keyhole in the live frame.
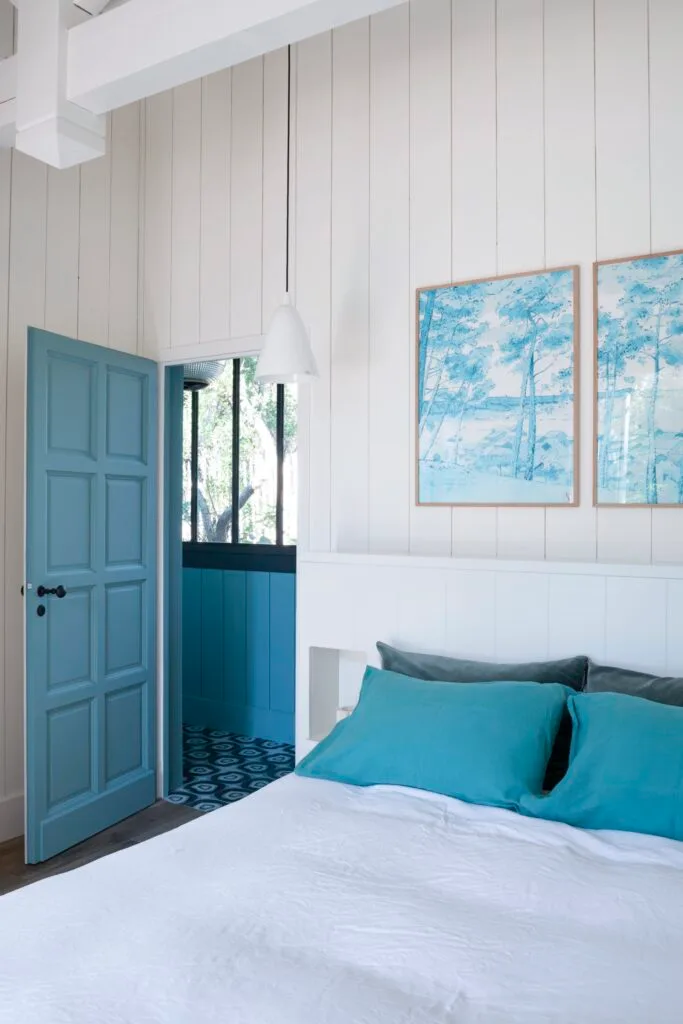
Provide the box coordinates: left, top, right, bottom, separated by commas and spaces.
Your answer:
36, 605, 46, 617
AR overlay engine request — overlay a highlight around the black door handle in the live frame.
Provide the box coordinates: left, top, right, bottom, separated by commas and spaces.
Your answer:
36, 585, 67, 599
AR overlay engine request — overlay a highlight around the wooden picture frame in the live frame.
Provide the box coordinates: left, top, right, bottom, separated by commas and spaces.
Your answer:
416, 265, 580, 507
594, 247, 683, 508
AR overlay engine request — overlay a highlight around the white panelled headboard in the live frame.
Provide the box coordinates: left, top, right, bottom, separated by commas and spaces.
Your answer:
296, 553, 683, 759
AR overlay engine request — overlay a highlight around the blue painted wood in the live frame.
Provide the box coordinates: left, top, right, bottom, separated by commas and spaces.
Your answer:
269, 573, 296, 715
182, 569, 203, 705
164, 365, 185, 795
26, 328, 158, 863
181, 566, 294, 744
246, 572, 271, 712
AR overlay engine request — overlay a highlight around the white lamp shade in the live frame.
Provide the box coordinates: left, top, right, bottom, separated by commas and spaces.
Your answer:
256, 294, 319, 384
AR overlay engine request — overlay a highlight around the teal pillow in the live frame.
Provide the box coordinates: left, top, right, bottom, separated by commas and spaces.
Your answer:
521, 692, 683, 841
296, 667, 569, 810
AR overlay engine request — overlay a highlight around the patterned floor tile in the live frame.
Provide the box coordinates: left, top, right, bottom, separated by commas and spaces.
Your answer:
166, 727, 295, 813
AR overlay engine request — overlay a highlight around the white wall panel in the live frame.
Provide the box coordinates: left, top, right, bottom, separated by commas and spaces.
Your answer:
330, 19, 370, 553
543, 0, 597, 561
262, 50, 288, 336
45, 168, 80, 339
78, 121, 112, 347
230, 58, 264, 340
143, 91, 173, 353
171, 81, 202, 350
408, 0, 452, 555
0, 150, 10, 806
109, 104, 141, 354
199, 70, 231, 345
368, 5, 410, 554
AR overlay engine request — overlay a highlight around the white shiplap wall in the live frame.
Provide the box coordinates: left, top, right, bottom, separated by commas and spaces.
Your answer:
142, 0, 683, 568
0, 105, 144, 842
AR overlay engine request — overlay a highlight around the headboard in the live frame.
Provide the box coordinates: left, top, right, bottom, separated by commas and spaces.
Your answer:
296, 552, 683, 759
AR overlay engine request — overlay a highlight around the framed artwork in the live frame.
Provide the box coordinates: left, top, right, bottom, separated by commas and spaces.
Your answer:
416, 266, 579, 506
595, 248, 683, 507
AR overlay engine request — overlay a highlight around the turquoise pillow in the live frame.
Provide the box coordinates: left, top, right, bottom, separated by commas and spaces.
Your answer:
521, 691, 683, 841
296, 667, 569, 810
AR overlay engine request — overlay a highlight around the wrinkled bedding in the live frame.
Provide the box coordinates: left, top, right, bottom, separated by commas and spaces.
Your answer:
1, 774, 681, 1023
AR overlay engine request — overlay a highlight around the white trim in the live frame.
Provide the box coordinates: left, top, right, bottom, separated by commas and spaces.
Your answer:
154, 334, 262, 366
298, 550, 683, 581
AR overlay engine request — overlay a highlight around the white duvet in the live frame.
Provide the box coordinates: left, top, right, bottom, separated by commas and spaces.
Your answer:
1, 774, 682, 1024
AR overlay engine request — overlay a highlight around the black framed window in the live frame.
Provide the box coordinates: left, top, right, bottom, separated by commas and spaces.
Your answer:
182, 357, 297, 555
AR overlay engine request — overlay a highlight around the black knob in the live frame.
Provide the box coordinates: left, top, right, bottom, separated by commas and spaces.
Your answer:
36, 585, 67, 598
36, 605, 46, 617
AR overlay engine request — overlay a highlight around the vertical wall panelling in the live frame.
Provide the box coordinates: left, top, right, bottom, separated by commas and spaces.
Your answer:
78, 118, 112, 347
295, 34, 333, 552
6, 153, 47, 798
262, 50, 288, 336
649, 0, 683, 563
182, 569, 203, 703
270, 573, 296, 714
230, 58, 265, 340
199, 69, 232, 345
368, 4, 410, 554
45, 168, 80, 338
171, 80, 202, 350
450, 0, 498, 557
200, 570, 225, 708
595, 0, 652, 561
409, 0, 453, 555
223, 570, 247, 711
246, 573, 271, 712
109, 104, 141, 354
495, 0, 546, 560
543, 0, 597, 560
331, 19, 370, 552
0, 150, 10, 805
143, 91, 173, 354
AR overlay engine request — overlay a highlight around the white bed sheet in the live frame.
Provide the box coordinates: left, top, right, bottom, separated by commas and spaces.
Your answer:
1, 774, 682, 1024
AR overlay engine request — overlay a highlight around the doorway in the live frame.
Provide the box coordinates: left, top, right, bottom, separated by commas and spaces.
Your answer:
164, 357, 296, 812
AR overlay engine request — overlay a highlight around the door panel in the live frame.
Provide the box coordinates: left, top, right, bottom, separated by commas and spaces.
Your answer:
26, 328, 158, 863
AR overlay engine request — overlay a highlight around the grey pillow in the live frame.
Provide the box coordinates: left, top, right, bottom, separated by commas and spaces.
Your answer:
376, 642, 587, 690
585, 661, 683, 706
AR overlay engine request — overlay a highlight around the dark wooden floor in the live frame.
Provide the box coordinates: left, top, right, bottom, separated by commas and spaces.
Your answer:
0, 801, 201, 896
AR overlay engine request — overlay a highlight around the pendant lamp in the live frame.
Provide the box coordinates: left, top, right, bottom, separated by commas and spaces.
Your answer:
256, 47, 318, 384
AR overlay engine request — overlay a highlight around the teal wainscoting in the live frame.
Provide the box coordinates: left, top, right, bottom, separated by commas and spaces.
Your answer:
182, 569, 295, 744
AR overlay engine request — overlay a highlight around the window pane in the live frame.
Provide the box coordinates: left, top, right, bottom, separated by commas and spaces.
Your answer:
238, 357, 277, 544
195, 362, 233, 542
182, 391, 194, 540
283, 384, 298, 545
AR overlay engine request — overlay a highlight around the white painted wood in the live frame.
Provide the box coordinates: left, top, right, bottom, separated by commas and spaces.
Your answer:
330, 18, 370, 553
495, 0, 547, 562
297, 552, 683, 756
142, 91, 173, 354
494, 572, 550, 662
409, 0, 452, 556
652, 510, 683, 565
295, 33, 333, 552
170, 79, 201, 349
543, 0, 596, 561
44, 166, 80, 337
78, 119, 111, 345
450, 0, 497, 558
649, 0, 683, 252
445, 570, 496, 658
0, 149, 9, 803
109, 102, 141, 353
262, 50, 288, 338
230, 58, 264, 340
595, 0, 653, 562
67, 0, 407, 115
605, 577, 667, 674
6, 151, 47, 796
199, 69, 231, 345
547, 574, 606, 662
368, 4, 410, 555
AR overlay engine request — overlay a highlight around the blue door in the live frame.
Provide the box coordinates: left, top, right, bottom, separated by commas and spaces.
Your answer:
26, 329, 158, 863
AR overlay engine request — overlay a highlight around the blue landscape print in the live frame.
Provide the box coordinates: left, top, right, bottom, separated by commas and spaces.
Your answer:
597, 251, 683, 505
418, 268, 577, 505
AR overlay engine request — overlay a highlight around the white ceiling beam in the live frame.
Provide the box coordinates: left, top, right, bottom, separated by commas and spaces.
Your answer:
15, 0, 105, 167
68, 0, 407, 114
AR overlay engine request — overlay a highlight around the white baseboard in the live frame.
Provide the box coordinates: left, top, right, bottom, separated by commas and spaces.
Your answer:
0, 793, 23, 843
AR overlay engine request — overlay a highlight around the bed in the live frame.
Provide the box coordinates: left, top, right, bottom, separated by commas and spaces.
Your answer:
1, 772, 681, 1024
